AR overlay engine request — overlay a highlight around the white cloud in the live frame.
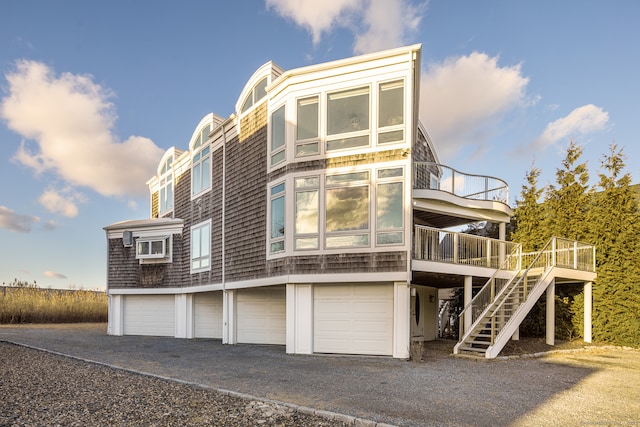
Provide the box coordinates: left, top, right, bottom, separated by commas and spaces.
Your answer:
38, 188, 86, 218
0, 205, 40, 233
266, 0, 425, 54
0, 60, 164, 199
533, 104, 609, 149
419, 52, 529, 162
44, 271, 67, 279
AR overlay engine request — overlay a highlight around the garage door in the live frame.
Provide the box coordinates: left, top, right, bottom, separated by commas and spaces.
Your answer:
314, 283, 393, 355
123, 295, 175, 336
194, 292, 223, 339
237, 287, 285, 345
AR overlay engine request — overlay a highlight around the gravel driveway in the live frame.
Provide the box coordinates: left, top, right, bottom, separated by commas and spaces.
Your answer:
1, 324, 639, 426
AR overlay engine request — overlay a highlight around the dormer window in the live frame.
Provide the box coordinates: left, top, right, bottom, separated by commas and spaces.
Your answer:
159, 157, 173, 215
241, 77, 268, 113
192, 124, 212, 197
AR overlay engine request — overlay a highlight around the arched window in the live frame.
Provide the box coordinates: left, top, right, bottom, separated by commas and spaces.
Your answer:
192, 124, 212, 196
159, 157, 173, 214
240, 77, 268, 114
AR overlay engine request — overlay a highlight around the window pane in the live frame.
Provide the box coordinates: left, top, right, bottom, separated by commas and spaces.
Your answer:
271, 183, 285, 195
241, 94, 253, 113
271, 105, 286, 151
297, 96, 318, 140
255, 77, 268, 102
137, 241, 149, 255
377, 231, 403, 245
327, 87, 369, 135
270, 241, 285, 253
378, 80, 404, 128
378, 129, 404, 144
192, 230, 201, 258
201, 224, 210, 257
271, 196, 285, 238
295, 176, 319, 189
326, 234, 369, 248
326, 171, 369, 186
202, 125, 211, 140
377, 182, 403, 229
326, 135, 369, 151
151, 240, 164, 255
201, 157, 211, 191
167, 183, 173, 210
378, 168, 403, 179
295, 237, 318, 250
295, 142, 319, 157
192, 163, 201, 194
296, 190, 318, 234
271, 150, 285, 165
326, 186, 368, 232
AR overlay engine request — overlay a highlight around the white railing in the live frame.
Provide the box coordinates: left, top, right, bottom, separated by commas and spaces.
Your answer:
457, 236, 596, 342
413, 162, 509, 204
413, 225, 517, 269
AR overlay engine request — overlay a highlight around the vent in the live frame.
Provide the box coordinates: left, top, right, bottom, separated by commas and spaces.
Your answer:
123, 230, 133, 247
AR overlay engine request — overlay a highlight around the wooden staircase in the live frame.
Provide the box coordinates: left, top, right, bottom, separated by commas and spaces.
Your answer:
454, 237, 594, 359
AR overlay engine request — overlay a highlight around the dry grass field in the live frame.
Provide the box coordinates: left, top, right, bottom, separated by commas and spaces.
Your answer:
0, 284, 107, 324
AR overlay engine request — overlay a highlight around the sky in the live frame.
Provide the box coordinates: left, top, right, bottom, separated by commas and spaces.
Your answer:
1, 0, 638, 290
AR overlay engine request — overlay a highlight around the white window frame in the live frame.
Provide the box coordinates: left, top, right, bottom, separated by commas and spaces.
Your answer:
191, 220, 211, 273
294, 175, 320, 250
241, 76, 268, 114
159, 157, 174, 215
270, 104, 286, 167
375, 167, 405, 246
191, 125, 212, 198
324, 171, 371, 249
269, 182, 286, 254
295, 95, 320, 158
377, 79, 405, 145
325, 85, 371, 153
136, 235, 171, 263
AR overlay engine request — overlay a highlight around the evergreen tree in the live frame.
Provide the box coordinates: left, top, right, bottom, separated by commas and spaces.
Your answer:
511, 166, 546, 251
586, 144, 640, 346
544, 140, 590, 242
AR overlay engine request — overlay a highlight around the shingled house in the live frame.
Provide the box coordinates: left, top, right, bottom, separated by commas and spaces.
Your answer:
104, 45, 596, 359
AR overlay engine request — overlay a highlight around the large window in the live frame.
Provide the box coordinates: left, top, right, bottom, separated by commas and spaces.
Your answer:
271, 105, 286, 166
192, 125, 211, 196
295, 176, 319, 250
325, 171, 370, 248
378, 80, 404, 144
159, 157, 173, 215
191, 221, 211, 272
326, 87, 370, 152
270, 183, 285, 253
376, 168, 404, 245
296, 96, 319, 157
241, 77, 268, 113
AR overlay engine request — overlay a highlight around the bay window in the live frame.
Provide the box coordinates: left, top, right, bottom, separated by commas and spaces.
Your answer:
295, 176, 319, 249
325, 171, 370, 248
270, 183, 286, 253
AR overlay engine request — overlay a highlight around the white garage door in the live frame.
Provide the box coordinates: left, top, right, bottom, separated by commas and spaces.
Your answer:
237, 287, 286, 345
123, 295, 175, 336
314, 283, 393, 355
194, 292, 223, 339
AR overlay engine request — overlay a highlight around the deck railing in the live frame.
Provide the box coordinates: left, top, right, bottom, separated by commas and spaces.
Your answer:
413, 162, 509, 204
413, 225, 517, 269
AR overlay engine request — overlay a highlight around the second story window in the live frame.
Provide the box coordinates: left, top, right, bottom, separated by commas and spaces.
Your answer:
241, 77, 268, 114
270, 105, 285, 166
269, 182, 286, 254
159, 157, 173, 215
192, 125, 211, 197
191, 220, 211, 273
325, 171, 370, 248
378, 80, 404, 144
295, 96, 319, 157
326, 86, 370, 152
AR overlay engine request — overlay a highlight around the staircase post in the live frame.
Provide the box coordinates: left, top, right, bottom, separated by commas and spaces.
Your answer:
546, 279, 555, 346
464, 275, 472, 334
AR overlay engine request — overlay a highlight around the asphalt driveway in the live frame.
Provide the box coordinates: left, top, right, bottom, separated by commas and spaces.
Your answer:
1, 324, 638, 426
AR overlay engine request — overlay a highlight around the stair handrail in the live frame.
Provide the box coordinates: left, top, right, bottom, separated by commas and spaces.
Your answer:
457, 242, 522, 339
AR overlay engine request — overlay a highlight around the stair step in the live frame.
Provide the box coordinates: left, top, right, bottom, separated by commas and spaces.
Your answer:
458, 346, 487, 353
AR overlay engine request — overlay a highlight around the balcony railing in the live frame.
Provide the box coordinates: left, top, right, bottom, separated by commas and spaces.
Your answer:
413, 225, 517, 269
413, 162, 509, 204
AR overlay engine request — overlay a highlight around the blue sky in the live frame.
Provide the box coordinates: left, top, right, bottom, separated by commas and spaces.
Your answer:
1, 0, 638, 290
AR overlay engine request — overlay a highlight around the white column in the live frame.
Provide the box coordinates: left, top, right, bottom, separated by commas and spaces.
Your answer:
584, 282, 592, 343
464, 276, 473, 334
222, 290, 236, 344
546, 279, 555, 346
286, 284, 313, 354
393, 281, 411, 359
174, 294, 194, 338
108, 294, 124, 336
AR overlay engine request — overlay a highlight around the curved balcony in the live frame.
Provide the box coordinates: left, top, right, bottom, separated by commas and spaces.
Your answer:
412, 163, 512, 228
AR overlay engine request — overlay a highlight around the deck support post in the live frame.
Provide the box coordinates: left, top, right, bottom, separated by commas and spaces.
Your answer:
464, 275, 472, 334
584, 281, 592, 343
546, 279, 555, 346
